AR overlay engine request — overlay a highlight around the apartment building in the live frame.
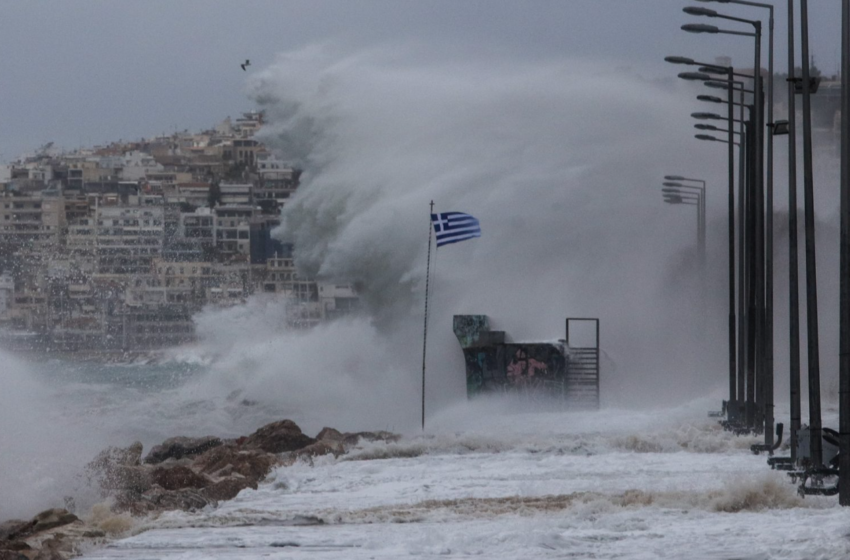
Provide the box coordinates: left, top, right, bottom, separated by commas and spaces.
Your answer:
95, 206, 164, 275
0, 193, 66, 248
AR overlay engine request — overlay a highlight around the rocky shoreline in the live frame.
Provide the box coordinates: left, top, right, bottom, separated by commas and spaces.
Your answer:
0, 419, 398, 560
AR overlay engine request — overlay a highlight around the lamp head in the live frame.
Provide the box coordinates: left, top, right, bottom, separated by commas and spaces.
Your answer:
679, 71, 712, 81
691, 112, 723, 120
704, 80, 732, 90
697, 94, 723, 103
681, 23, 720, 33
683, 6, 718, 17
772, 120, 790, 136
695, 134, 719, 141
699, 66, 729, 75
665, 56, 695, 65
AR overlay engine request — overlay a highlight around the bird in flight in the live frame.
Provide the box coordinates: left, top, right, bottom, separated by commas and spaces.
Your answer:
241, 59, 250, 71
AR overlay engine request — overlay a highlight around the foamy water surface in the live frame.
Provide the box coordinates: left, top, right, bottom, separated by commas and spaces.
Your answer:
79, 402, 850, 560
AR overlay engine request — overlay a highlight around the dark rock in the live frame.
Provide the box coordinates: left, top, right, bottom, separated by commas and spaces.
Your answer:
201, 478, 258, 502
316, 427, 343, 442
0, 551, 29, 560
242, 420, 315, 454
0, 520, 27, 541
29, 509, 78, 534
0, 541, 30, 551
86, 442, 146, 496
141, 487, 209, 512
194, 445, 277, 481
100, 465, 152, 494
90, 442, 143, 469
143, 436, 223, 465
151, 465, 210, 491
33, 534, 73, 560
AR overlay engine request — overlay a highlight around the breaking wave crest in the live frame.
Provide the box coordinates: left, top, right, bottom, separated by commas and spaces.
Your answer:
343, 417, 760, 461
327, 473, 811, 525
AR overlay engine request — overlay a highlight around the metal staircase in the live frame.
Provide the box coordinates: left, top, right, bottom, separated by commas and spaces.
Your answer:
565, 318, 600, 409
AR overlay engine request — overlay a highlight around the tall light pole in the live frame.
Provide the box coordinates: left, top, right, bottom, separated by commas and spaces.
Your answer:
672, 64, 738, 404
683, 11, 766, 439
673, 64, 739, 409
696, 0, 776, 452
839, 0, 850, 505
786, 0, 802, 467
662, 184, 704, 258
701, 79, 753, 423
800, 0, 822, 468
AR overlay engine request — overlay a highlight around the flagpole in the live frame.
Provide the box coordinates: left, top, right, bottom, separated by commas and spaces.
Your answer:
422, 200, 434, 431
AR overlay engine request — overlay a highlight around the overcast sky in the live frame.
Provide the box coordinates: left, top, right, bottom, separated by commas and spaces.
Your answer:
0, 1, 841, 161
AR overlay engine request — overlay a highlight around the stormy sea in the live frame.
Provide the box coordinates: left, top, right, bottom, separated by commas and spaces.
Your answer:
4, 348, 850, 559
5, 48, 850, 559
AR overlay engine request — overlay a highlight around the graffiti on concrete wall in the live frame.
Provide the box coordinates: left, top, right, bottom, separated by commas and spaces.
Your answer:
453, 314, 567, 397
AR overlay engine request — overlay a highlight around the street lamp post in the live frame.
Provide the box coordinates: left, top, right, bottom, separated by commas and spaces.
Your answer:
662, 183, 705, 260
669, 56, 749, 422
699, 80, 753, 423
697, 0, 777, 453
800, 0, 822, 468
683, 11, 766, 438
786, 0, 802, 467
839, 0, 850, 506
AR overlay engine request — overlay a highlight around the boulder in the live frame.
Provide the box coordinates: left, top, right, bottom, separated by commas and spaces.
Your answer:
32, 534, 73, 560
193, 445, 277, 481
150, 465, 210, 491
99, 465, 152, 494
0, 551, 29, 560
143, 436, 222, 465
89, 442, 143, 469
141, 487, 209, 512
0, 542, 30, 552
29, 509, 78, 535
315, 427, 343, 442
0, 520, 27, 541
242, 420, 315, 454
201, 478, 258, 502
86, 442, 146, 495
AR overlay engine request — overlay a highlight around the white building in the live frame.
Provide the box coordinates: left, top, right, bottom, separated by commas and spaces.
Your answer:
0, 274, 13, 317
94, 206, 165, 275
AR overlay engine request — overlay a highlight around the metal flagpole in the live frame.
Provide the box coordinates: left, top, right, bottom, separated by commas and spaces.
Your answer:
421, 200, 435, 431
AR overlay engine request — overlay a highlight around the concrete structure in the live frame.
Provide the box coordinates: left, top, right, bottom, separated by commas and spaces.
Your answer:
94, 206, 164, 275
453, 315, 600, 408
214, 205, 254, 257
0, 193, 66, 248
0, 274, 13, 316
319, 283, 359, 319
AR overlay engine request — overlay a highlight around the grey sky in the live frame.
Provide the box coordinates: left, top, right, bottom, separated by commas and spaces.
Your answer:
0, 1, 841, 161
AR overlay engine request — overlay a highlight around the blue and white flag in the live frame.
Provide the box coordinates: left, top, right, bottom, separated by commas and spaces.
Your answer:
431, 212, 481, 247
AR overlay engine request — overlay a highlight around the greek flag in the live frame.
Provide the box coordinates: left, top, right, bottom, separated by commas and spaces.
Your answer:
431, 212, 481, 247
